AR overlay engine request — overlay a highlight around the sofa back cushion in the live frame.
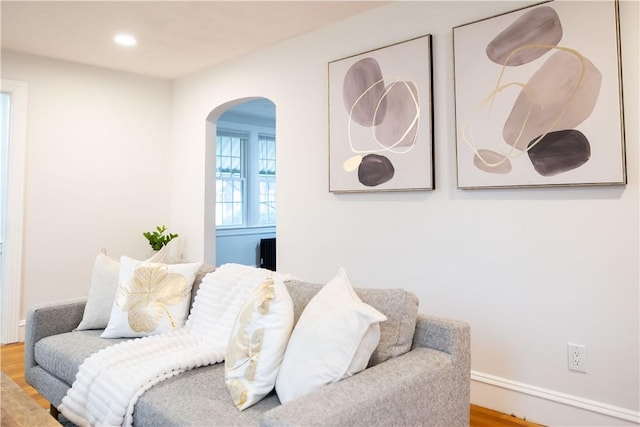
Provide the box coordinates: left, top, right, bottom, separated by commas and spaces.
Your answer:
189, 264, 217, 309
284, 280, 419, 366
188, 269, 419, 366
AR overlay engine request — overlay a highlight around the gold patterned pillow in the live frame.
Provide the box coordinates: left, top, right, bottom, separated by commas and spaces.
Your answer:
101, 256, 201, 338
225, 276, 294, 411
76, 248, 174, 331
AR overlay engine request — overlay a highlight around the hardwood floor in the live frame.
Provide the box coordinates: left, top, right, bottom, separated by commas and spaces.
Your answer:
2, 343, 543, 426
1, 343, 49, 410
470, 404, 543, 427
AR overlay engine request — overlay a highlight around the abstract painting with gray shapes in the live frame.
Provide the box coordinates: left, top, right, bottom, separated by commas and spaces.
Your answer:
454, 1, 625, 189
329, 35, 433, 192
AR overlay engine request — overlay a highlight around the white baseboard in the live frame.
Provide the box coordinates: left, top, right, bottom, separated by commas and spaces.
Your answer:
471, 371, 640, 426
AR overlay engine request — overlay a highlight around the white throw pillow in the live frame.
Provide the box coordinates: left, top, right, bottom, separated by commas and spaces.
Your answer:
76, 253, 121, 330
225, 275, 294, 411
275, 268, 387, 403
101, 256, 201, 338
76, 249, 172, 331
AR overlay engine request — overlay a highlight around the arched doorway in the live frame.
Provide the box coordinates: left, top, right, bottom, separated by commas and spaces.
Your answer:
204, 97, 276, 269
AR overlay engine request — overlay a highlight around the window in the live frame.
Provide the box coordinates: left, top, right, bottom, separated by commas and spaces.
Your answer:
216, 127, 276, 228
258, 134, 276, 225
216, 131, 247, 227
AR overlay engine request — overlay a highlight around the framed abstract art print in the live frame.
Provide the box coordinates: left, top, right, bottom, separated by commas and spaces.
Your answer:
453, 1, 626, 189
329, 35, 434, 193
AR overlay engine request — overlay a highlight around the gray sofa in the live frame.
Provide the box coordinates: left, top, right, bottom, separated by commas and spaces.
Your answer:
25, 271, 471, 426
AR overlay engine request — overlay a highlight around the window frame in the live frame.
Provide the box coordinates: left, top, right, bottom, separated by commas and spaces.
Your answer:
215, 120, 276, 231
215, 129, 248, 228
256, 133, 276, 226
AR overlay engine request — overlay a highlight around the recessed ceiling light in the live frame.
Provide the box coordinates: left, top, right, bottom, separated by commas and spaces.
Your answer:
114, 33, 137, 47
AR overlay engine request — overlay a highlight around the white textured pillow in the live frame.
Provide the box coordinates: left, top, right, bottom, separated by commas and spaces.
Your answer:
101, 256, 201, 338
275, 268, 387, 403
76, 249, 171, 331
76, 253, 121, 330
225, 276, 294, 410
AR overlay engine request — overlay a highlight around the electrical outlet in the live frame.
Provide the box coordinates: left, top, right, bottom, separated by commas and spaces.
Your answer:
567, 343, 587, 373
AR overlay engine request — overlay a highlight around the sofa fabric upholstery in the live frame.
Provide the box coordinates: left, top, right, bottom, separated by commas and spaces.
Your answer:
134, 363, 282, 426
25, 268, 470, 427
34, 330, 127, 386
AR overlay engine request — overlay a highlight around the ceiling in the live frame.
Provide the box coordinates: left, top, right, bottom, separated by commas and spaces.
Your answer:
1, 1, 387, 80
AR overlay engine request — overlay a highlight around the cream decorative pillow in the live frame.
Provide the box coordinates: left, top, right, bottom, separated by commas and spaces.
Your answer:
225, 276, 294, 411
275, 268, 387, 403
76, 252, 121, 330
100, 256, 201, 338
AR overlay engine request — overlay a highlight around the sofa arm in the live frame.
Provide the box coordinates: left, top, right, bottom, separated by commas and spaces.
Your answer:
24, 299, 87, 372
412, 314, 470, 365
261, 347, 469, 427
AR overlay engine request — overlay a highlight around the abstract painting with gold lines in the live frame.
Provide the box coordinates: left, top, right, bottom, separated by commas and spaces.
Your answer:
329, 34, 434, 193
453, 0, 626, 189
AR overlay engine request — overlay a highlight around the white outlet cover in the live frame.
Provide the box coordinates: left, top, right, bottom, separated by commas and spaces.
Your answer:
567, 343, 587, 373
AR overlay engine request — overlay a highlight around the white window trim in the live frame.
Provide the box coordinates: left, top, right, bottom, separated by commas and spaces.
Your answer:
216, 225, 276, 238
1, 79, 28, 344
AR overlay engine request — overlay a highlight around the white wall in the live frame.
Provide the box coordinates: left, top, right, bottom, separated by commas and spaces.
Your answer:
171, 1, 639, 425
1, 52, 173, 320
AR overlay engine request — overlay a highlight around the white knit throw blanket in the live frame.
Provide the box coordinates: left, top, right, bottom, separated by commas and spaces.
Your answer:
60, 263, 274, 427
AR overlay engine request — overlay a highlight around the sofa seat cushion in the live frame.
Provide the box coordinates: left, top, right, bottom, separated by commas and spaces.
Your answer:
34, 330, 129, 385
285, 280, 419, 366
134, 363, 281, 426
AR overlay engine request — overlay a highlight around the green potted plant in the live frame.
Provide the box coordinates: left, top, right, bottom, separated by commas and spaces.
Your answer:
143, 225, 178, 251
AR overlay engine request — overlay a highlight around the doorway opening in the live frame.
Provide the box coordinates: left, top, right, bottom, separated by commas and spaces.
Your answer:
204, 97, 276, 269
1, 79, 27, 343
